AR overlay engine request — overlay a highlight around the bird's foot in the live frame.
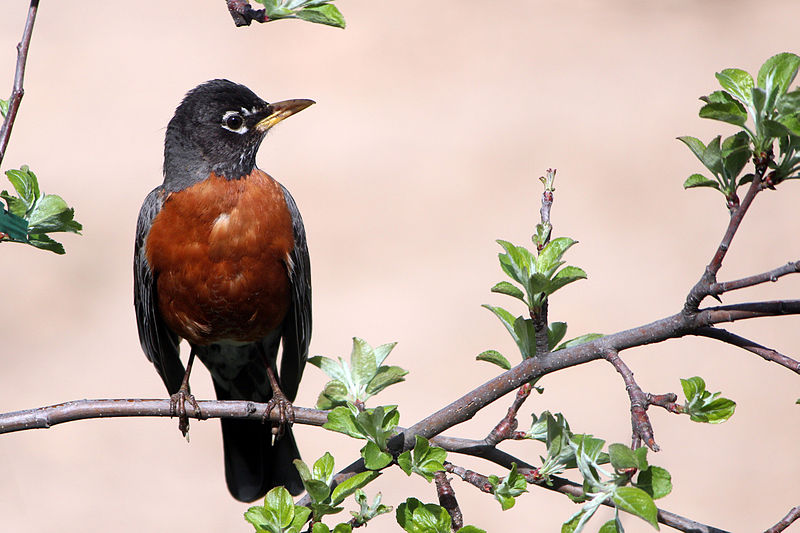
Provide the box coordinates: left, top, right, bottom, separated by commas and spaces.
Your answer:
262, 390, 294, 440
170, 387, 202, 437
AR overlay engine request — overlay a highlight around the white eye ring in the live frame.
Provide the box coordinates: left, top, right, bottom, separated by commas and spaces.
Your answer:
221, 110, 248, 134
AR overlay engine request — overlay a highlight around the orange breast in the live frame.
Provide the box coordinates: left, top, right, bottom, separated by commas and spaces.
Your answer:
145, 170, 294, 345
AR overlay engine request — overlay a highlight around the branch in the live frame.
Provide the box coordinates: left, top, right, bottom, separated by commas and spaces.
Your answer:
533, 168, 557, 356
0, 0, 39, 167
764, 506, 800, 533
0, 398, 328, 434
484, 382, 531, 446
226, 0, 268, 26
602, 350, 660, 451
434, 471, 463, 531
404, 300, 800, 448
693, 327, 800, 374
709, 261, 800, 296
685, 155, 770, 312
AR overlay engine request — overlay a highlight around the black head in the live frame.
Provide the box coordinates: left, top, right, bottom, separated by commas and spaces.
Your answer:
162, 79, 314, 190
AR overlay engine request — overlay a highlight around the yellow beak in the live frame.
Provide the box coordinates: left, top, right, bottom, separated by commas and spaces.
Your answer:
255, 99, 315, 132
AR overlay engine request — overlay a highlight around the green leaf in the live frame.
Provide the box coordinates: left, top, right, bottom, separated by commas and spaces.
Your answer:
699, 101, 747, 126
681, 377, 737, 423
608, 443, 647, 472
763, 119, 790, 138
456, 527, 486, 533
757, 53, 800, 98
5, 166, 39, 208
397, 435, 446, 482
491, 281, 526, 302
547, 322, 568, 351
496, 239, 534, 284
482, 305, 520, 346
373, 341, 397, 367
677, 136, 707, 164
683, 173, 720, 190
290, 507, 312, 531
361, 440, 392, 470
680, 376, 705, 399
309, 355, 349, 383
715, 68, 755, 106
316, 380, 349, 410
536, 237, 577, 278
598, 519, 623, 533
612, 487, 659, 529
27, 194, 82, 234
265, 486, 296, 528
554, 333, 603, 351
313, 452, 335, 484
323, 405, 364, 439
296, 4, 346, 28
351, 337, 377, 388
636, 466, 672, 500
547, 265, 587, 294
721, 131, 752, 181
330, 470, 380, 505
27, 233, 65, 254
488, 463, 528, 510
366, 365, 408, 395
476, 349, 511, 370
0, 97, 8, 118
396, 498, 451, 533
689, 397, 736, 423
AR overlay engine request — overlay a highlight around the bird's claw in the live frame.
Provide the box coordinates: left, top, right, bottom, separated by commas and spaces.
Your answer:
170, 388, 202, 436
262, 391, 294, 440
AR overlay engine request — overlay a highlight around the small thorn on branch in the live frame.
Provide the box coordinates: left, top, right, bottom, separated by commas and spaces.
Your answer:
602, 350, 660, 451
434, 471, 463, 531
484, 382, 531, 446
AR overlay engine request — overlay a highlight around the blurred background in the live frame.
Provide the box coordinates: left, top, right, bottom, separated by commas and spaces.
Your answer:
1, 1, 799, 531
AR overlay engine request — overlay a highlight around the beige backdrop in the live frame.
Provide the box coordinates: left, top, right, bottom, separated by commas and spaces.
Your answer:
1, 1, 798, 532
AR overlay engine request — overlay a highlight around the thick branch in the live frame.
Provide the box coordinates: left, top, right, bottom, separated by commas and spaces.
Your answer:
709, 261, 800, 296
602, 350, 659, 451
693, 327, 800, 374
0, 0, 39, 167
404, 300, 800, 447
764, 506, 800, 533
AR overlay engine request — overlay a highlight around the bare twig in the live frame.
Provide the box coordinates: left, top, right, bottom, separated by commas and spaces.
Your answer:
434, 472, 463, 531
764, 506, 800, 533
647, 392, 682, 414
0, 0, 39, 167
484, 382, 531, 446
693, 327, 800, 374
709, 261, 800, 296
685, 155, 770, 312
533, 168, 557, 356
444, 462, 492, 493
602, 350, 659, 451
226, 0, 268, 26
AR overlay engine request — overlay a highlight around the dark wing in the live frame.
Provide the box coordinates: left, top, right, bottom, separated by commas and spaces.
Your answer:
278, 184, 311, 401
134, 186, 184, 394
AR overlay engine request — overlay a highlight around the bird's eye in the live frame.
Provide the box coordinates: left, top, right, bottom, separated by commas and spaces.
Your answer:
221, 111, 247, 133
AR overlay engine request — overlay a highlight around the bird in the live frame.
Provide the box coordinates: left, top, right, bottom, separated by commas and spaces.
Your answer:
133, 79, 313, 502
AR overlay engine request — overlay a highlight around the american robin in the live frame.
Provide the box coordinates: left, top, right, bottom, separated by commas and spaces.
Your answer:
133, 79, 313, 501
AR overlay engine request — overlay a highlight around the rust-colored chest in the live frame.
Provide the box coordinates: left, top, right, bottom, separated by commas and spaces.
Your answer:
145, 170, 294, 345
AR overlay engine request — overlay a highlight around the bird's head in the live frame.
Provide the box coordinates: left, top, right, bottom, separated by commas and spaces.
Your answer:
163, 79, 314, 188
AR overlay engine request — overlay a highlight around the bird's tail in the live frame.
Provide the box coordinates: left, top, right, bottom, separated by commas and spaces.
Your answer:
214, 381, 304, 502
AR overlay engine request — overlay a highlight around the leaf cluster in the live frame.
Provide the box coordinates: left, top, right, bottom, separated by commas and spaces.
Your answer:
396, 498, 485, 533
397, 435, 447, 482
253, 0, 345, 28
310, 338, 407, 409
0, 166, 82, 254
681, 52, 800, 199
323, 403, 399, 469
680, 376, 736, 423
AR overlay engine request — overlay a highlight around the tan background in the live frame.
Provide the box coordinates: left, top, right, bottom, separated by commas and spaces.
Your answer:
1, 1, 799, 531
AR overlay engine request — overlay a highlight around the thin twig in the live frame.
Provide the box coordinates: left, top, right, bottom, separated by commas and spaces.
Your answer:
434, 471, 463, 531
602, 350, 659, 451
709, 261, 800, 296
444, 462, 492, 493
685, 155, 770, 312
764, 506, 800, 533
484, 382, 531, 446
533, 168, 557, 356
226, 0, 268, 26
694, 327, 800, 374
0, 0, 39, 167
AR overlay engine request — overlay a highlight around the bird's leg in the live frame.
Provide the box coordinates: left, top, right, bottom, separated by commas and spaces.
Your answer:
262, 361, 294, 439
170, 347, 203, 436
